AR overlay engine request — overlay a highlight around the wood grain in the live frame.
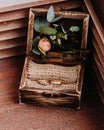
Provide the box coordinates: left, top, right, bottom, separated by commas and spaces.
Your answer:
0, 37, 27, 50
82, 0, 104, 103
0, 28, 27, 41
0, 55, 25, 105
0, 0, 67, 12
0, 46, 26, 59
84, 0, 104, 44
0, 9, 28, 22
0, 18, 28, 32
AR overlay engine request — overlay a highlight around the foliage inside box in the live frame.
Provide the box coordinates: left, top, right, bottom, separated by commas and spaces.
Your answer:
32, 6, 89, 62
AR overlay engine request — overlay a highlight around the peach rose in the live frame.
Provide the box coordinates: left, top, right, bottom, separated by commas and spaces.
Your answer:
38, 37, 51, 52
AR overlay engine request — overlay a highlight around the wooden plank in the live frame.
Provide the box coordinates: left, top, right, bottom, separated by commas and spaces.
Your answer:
0, 1, 82, 22
38, 0, 82, 11
0, 46, 26, 59
0, 37, 27, 50
90, 58, 104, 103
0, 55, 24, 105
0, 28, 27, 41
0, 0, 42, 8
97, 85, 104, 103
92, 49, 104, 86
90, 0, 104, 27
90, 55, 104, 93
90, 37, 104, 65
91, 24, 104, 55
82, 1, 104, 102
84, 0, 104, 44
89, 36, 104, 92
0, 55, 24, 73
0, 18, 28, 32
0, 9, 29, 22
0, 0, 82, 15
0, 0, 67, 13
89, 27, 104, 63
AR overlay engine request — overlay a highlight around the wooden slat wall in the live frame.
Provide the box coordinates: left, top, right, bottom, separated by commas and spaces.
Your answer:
0, 18, 27, 32
0, 0, 82, 59
0, 9, 28, 59
90, 0, 104, 28
82, 0, 104, 103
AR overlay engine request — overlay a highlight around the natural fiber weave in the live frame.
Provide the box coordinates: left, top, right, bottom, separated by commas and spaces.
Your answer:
27, 60, 81, 83
25, 78, 77, 92
24, 60, 81, 93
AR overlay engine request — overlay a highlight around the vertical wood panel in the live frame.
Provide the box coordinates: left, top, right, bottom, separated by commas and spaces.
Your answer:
82, 0, 104, 103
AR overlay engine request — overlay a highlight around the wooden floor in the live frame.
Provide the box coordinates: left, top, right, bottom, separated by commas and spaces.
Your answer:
0, 55, 104, 130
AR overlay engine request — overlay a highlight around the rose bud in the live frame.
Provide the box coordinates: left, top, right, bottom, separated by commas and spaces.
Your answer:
38, 37, 51, 52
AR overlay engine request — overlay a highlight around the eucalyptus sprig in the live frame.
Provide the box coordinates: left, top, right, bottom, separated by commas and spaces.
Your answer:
47, 6, 62, 23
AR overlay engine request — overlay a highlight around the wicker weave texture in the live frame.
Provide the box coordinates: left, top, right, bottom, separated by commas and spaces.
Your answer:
24, 60, 82, 93
27, 60, 81, 83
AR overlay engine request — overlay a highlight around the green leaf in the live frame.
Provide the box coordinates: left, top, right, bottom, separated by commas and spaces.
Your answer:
32, 36, 41, 55
69, 26, 80, 32
39, 26, 57, 35
32, 48, 41, 55
34, 16, 49, 32
47, 6, 55, 22
47, 6, 62, 23
32, 36, 40, 47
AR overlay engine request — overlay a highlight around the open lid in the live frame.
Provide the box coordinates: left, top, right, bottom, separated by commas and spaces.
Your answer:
26, 7, 89, 64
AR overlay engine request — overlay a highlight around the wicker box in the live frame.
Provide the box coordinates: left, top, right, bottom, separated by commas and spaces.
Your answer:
19, 8, 89, 109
